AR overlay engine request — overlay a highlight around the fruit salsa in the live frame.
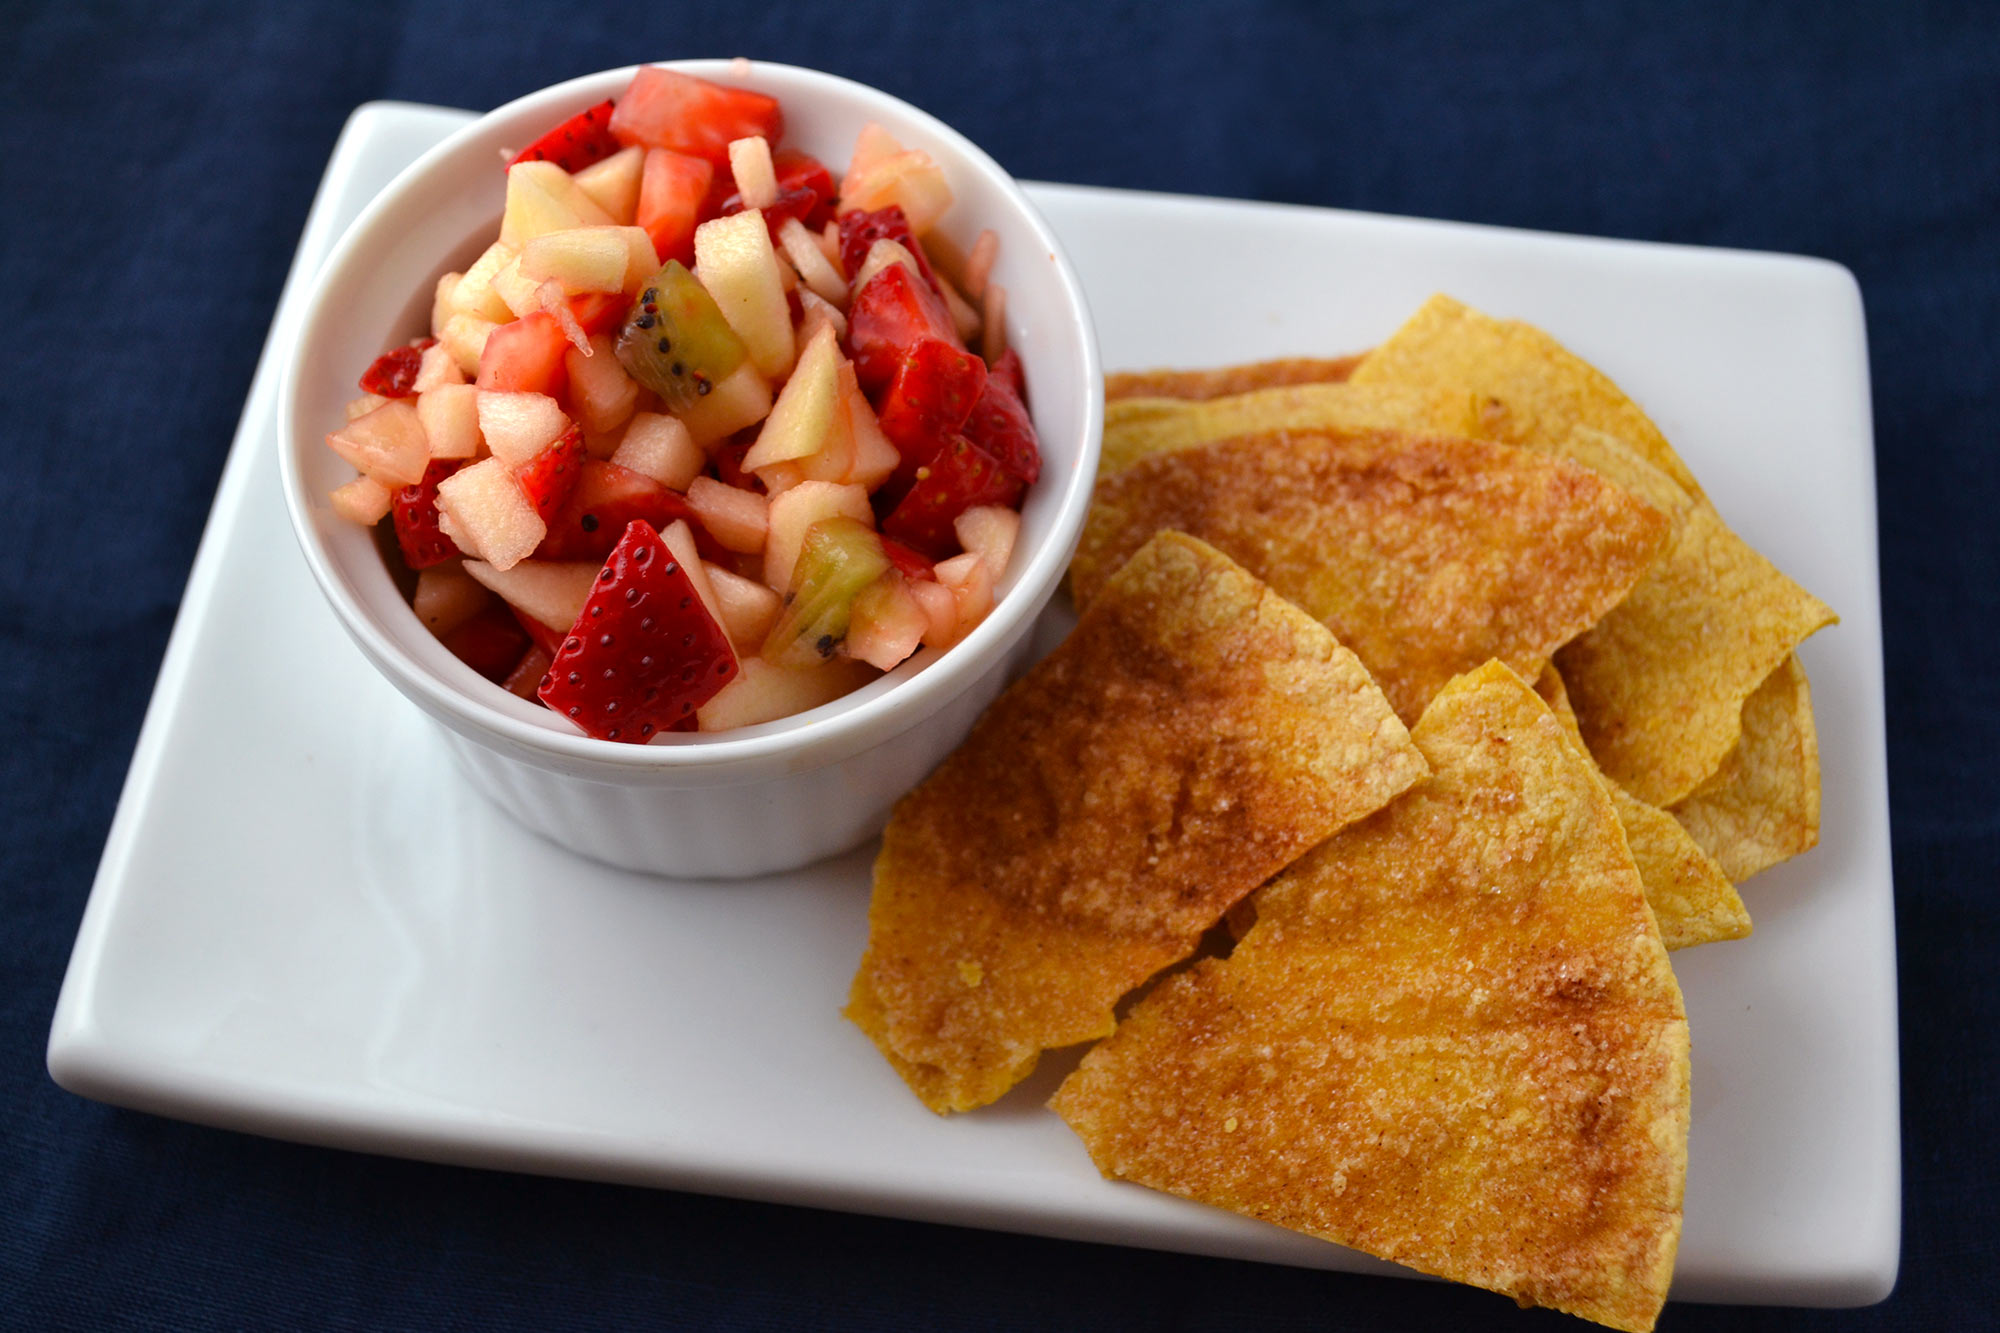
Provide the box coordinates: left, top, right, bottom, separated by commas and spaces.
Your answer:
322, 67, 1040, 742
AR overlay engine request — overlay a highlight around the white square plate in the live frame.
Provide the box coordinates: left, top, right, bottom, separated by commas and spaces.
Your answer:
49, 101, 1898, 1307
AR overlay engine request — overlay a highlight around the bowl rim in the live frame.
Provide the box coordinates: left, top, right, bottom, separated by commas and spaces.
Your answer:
279, 59, 1101, 777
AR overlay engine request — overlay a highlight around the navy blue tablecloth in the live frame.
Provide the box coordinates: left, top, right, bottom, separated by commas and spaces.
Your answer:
7, 2, 1997, 1327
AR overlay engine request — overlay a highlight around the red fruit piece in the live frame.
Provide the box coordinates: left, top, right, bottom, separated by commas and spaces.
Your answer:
358, 338, 436, 398
441, 603, 533, 683
876, 339, 988, 484
517, 425, 587, 524
568, 291, 630, 337
637, 148, 713, 266
538, 521, 740, 742
392, 458, 463, 569
880, 537, 936, 582
837, 206, 938, 290
608, 68, 783, 167
881, 436, 1025, 558
723, 149, 839, 237
536, 459, 729, 563
710, 431, 763, 493
508, 99, 620, 173
511, 606, 568, 659
476, 311, 570, 397
846, 264, 960, 393
502, 643, 556, 702
961, 363, 1041, 485
987, 347, 1027, 401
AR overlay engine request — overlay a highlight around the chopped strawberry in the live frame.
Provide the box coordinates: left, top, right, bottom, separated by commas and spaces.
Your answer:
637, 148, 713, 267
538, 521, 739, 742
391, 458, 464, 569
961, 364, 1041, 485
508, 99, 620, 173
568, 291, 630, 337
876, 339, 987, 484
501, 643, 556, 702
359, 338, 436, 398
881, 436, 1025, 558
517, 425, 587, 524
846, 264, 960, 393
536, 459, 728, 563
511, 606, 568, 659
440, 603, 533, 683
710, 432, 763, 493
476, 312, 570, 397
837, 206, 937, 289
608, 68, 783, 167
988, 347, 1027, 401
880, 537, 936, 582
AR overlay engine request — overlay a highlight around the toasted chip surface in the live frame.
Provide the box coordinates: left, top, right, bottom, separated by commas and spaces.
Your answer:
1070, 427, 1670, 722
1536, 666, 1749, 950
1350, 293, 1706, 501
1105, 354, 1363, 403
1052, 662, 1689, 1332
1100, 380, 1483, 475
849, 532, 1428, 1113
1671, 654, 1822, 881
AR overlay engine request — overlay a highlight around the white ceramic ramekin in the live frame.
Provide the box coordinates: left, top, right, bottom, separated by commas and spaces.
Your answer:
280, 61, 1101, 878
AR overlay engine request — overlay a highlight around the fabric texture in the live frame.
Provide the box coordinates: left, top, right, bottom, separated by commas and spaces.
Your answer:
4, 1, 1996, 1327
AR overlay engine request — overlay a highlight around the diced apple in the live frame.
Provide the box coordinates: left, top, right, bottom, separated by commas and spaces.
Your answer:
489, 253, 544, 320
658, 520, 723, 628
696, 656, 877, 731
684, 476, 769, 553
703, 561, 782, 649
934, 267, 983, 343
953, 506, 1020, 584
563, 334, 640, 434
413, 564, 491, 637
461, 557, 601, 632
572, 144, 645, 224
909, 578, 959, 647
934, 552, 995, 641
795, 288, 847, 348
845, 572, 928, 672
611, 412, 703, 490
418, 383, 482, 459
476, 390, 569, 465
498, 159, 615, 248
674, 361, 773, 446
617, 228, 663, 297
839, 147, 952, 235
434, 457, 546, 570
438, 312, 499, 377
330, 474, 393, 524
523, 226, 635, 295
345, 392, 390, 421
432, 273, 463, 338
840, 363, 900, 492
326, 399, 430, 487
763, 480, 873, 594
778, 218, 847, 307
538, 281, 591, 354
726, 135, 778, 211
693, 209, 795, 380
412, 341, 465, 393
844, 124, 903, 185
851, 237, 924, 295
742, 323, 843, 472
452, 241, 519, 323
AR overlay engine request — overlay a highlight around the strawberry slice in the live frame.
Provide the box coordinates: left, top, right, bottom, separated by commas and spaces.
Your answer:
881, 436, 1025, 558
538, 521, 739, 742
961, 362, 1041, 485
508, 99, 619, 173
881, 536, 936, 582
568, 291, 630, 337
359, 338, 436, 398
876, 339, 987, 484
837, 206, 938, 290
391, 458, 464, 569
637, 148, 713, 267
987, 347, 1027, 401
441, 603, 533, 683
517, 424, 586, 524
535, 459, 728, 563
608, 68, 783, 167
476, 311, 570, 397
847, 264, 960, 393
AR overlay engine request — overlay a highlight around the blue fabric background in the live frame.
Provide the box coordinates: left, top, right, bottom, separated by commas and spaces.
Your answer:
5, 1, 1996, 1327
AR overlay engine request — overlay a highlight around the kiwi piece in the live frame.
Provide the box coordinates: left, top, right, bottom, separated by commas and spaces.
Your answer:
762, 517, 892, 668
615, 262, 749, 413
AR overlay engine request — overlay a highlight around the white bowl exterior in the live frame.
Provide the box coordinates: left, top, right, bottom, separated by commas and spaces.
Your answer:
279, 63, 1100, 874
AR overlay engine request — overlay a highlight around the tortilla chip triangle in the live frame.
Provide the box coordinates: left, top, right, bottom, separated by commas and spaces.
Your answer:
849, 532, 1428, 1113
1052, 661, 1689, 1332
1100, 379, 1483, 475
1106, 354, 1363, 404
1671, 653, 1822, 881
1070, 426, 1671, 722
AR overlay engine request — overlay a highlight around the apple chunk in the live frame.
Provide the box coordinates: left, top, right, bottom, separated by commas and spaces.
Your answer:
742, 323, 844, 473
476, 390, 569, 465
693, 209, 795, 381
434, 457, 546, 570
763, 481, 873, 595
498, 160, 614, 248
462, 557, 602, 632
